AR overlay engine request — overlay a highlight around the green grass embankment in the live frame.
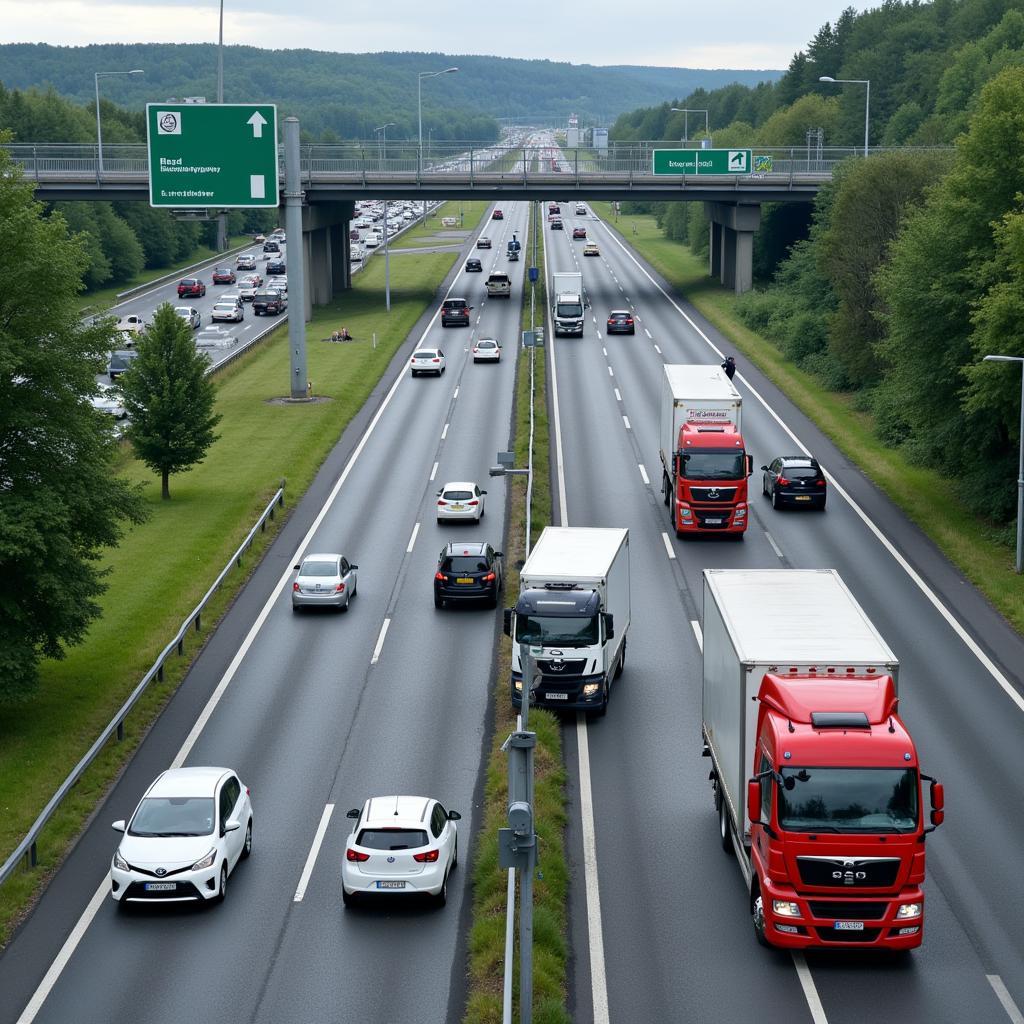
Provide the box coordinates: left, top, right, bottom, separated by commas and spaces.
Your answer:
388, 201, 488, 250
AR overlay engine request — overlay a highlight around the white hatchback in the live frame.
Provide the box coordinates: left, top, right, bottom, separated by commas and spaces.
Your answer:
472, 338, 501, 363
342, 795, 461, 907
411, 347, 446, 377
109, 766, 253, 906
437, 481, 486, 522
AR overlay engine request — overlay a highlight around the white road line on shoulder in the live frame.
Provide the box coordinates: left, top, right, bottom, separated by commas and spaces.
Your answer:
638, 463, 649, 485
690, 620, 703, 650
453, 386, 459, 399
406, 522, 420, 554
614, 388, 622, 402
430, 461, 439, 481
602, 347, 608, 356
653, 344, 662, 355
644, 328, 652, 339
661, 532, 676, 560
792, 954, 830, 1024
622, 415, 631, 430
765, 531, 784, 559
441, 422, 449, 440
607, 366, 614, 377
989, 976, 1024, 1024
370, 618, 391, 665
293, 803, 335, 902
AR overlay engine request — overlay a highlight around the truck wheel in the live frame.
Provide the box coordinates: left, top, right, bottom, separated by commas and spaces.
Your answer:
596, 684, 609, 717
752, 887, 770, 947
717, 788, 732, 853
614, 641, 625, 679
663, 475, 670, 507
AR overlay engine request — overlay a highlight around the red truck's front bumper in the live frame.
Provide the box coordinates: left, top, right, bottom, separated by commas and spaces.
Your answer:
675, 500, 748, 535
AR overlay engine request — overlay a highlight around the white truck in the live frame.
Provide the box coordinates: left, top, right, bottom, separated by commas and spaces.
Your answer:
503, 527, 629, 716
551, 271, 584, 336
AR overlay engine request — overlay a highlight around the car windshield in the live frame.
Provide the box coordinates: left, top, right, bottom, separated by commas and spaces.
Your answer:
557, 302, 583, 318
301, 560, 338, 576
444, 555, 488, 573
777, 767, 918, 833
129, 797, 215, 837
681, 451, 745, 480
356, 828, 428, 851
515, 613, 599, 647
784, 465, 820, 479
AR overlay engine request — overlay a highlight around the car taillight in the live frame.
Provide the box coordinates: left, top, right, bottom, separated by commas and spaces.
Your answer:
817, 479, 826, 486
293, 582, 300, 591
777, 477, 790, 486
437, 499, 447, 506
468, 500, 479, 506
432, 358, 440, 363
435, 571, 445, 581
346, 848, 369, 862
335, 583, 345, 592
483, 572, 496, 582
413, 849, 439, 863
626, 318, 633, 324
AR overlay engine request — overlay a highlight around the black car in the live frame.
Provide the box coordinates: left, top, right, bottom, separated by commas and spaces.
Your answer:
761, 456, 827, 509
262, 240, 281, 254
266, 258, 286, 275
465, 258, 483, 272
550, 218, 563, 230
441, 297, 472, 327
607, 310, 635, 334
253, 291, 287, 315
434, 542, 503, 608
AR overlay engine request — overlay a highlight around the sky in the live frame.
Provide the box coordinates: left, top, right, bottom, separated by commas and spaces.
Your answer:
0, 0, 864, 69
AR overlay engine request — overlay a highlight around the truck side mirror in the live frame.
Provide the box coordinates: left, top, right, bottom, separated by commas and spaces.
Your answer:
747, 779, 761, 825
930, 781, 944, 826
746, 454, 753, 476
603, 613, 614, 640
503, 609, 513, 637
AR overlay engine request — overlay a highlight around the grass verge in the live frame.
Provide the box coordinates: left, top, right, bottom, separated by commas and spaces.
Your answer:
592, 203, 1024, 631
464, 206, 569, 1024
388, 201, 489, 250
0, 205, 489, 946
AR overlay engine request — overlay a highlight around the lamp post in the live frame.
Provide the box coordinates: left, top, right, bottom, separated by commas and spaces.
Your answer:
983, 354, 1024, 573
819, 76, 870, 158
670, 107, 709, 146
374, 121, 395, 168
375, 123, 396, 313
216, 0, 227, 250
95, 69, 144, 178
418, 66, 457, 223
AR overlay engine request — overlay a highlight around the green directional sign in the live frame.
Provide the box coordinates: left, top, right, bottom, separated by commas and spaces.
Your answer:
652, 149, 753, 175
147, 103, 279, 208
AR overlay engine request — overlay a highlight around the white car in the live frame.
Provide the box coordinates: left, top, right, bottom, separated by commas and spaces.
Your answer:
341, 795, 461, 907
472, 338, 501, 363
211, 301, 244, 322
363, 234, 380, 249
174, 306, 201, 330
90, 381, 127, 419
109, 766, 252, 906
436, 481, 486, 522
410, 347, 446, 377
196, 325, 234, 348
238, 277, 261, 301
291, 552, 358, 611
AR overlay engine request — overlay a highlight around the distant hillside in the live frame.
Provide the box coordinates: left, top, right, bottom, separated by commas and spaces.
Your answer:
0, 43, 781, 140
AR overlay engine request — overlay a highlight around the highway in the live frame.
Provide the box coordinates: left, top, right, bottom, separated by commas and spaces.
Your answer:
544, 197, 1024, 1022
1, 196, 529, 1024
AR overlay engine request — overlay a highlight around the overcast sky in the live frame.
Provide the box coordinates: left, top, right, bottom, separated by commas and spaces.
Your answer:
0, 0, 863, 68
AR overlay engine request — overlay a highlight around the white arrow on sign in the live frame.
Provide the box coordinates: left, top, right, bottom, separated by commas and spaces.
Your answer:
247, 112, 268, 138
728, 150, 748, 171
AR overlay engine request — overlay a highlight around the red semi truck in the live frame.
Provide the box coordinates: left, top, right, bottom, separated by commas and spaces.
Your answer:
702, 569, 944, 950
659, 365, 751, 537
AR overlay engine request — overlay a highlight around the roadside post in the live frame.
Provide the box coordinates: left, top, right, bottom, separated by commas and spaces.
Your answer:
283, 117, 308, 398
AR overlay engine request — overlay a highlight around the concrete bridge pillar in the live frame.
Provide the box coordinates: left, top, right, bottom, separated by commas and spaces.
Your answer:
330, 221, 351, 292
709, 220, 723, 281
705, 202, 761, 294
299, 200, 356, 320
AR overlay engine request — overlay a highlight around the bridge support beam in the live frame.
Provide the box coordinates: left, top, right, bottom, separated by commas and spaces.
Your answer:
299, 200, 356, 320
704, 202, 760, 294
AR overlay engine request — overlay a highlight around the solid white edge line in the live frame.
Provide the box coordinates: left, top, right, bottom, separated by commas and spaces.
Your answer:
791, 953, 830, 1024
370, 618, 391, 665
989, 976, 1024, 1024
690, 620, 703, 651
661, 533, 676, 560
765, 531, 784, 559
406, 522, 420, 554
622, 415, 631, 430
601, 213, 1024, 716
638, 463, 649, 486
430, 461, 439, 481
293, 803, 335, 902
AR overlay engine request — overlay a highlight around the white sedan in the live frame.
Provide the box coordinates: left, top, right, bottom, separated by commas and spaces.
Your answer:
342, 795, 461, 907
472, 338, 501, 363
90, 382, 127, 419
436, 481, 486, 522
211, 301, 244, 323
109, 766, 253, 906
410, 347, 446, 377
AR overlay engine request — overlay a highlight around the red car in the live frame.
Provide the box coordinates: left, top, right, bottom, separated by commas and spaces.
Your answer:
572, 227, 587, 240
178, 277, 206, 298
211, 267, 236, 285
492, 209, 504, 220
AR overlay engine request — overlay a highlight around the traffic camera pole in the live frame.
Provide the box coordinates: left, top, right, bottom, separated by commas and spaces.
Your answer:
283, 116, 308, 399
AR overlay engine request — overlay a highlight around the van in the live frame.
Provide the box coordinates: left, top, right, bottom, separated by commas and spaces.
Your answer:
485, 273, 512, 298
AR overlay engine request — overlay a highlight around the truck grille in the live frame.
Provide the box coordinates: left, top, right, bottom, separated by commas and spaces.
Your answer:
693, 509, 731, 529
689, 487, 737, 504
808, 901, 889, 920
537, 659, 587, 676
797, 857, 901, 888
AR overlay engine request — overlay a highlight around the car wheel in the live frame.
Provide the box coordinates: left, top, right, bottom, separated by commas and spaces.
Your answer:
341, 593, 350, 612
242, 819, 252, 859
216, 864, 228, 904
435, 872, 448, 908
819, 499, 827, 511
771, 488, 780, 510
451, 837, 458, 870
351, 578, 357, 598
342, 887, 354, 908
762, 476, 769, 497
434, 593, 444, 609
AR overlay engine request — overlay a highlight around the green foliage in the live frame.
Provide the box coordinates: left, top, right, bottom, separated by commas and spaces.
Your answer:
119, 304, 222, 499
0, 142, 146, 701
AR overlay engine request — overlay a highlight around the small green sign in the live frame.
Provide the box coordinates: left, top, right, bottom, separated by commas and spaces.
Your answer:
147, 103, 279, 208
652, 149, 753, 175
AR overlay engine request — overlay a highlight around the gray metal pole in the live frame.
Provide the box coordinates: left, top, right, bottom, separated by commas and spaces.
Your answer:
95, 74, 104, 178
864, 80, 870, 158
417, 75, 423, 176
519, 802, 533, 1024
384, 201, 391, 313
1017, 362, 1024, 573
216, 0, 227, 251
283, 116, 307, 399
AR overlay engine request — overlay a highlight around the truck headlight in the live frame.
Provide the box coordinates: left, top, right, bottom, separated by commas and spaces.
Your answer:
896, 902, 921, 919
514, 679, 523, 692
680, 508, 693, 519
734, 507, 746, 518
582, 683, 601, 697
191, 848, 217, 871
113, 850, 129, 872
772, 900, 802, 918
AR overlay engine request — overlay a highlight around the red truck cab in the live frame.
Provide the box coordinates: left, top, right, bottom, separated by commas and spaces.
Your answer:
672, 422, 751, 536
747, 673, 943, 950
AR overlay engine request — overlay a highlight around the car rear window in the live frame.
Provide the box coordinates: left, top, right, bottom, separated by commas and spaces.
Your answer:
301, 560, 338, 576
785, 465, 820, 479
443, 300, 468, 309
443, 490, 472, 501
611, 313, 630, 320
414, 350, 439, 359
477, 340, 497, 348
356, 828, 428, 851
443, 556, 489, 573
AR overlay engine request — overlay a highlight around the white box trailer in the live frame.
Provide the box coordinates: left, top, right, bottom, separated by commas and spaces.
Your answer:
551, 272, 584, 336
659, 364, 742, 469
702, 569, 899, 839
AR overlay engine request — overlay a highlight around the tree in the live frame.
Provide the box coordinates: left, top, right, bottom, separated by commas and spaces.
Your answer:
119, 304, 222, 500
0, 141, 146, 701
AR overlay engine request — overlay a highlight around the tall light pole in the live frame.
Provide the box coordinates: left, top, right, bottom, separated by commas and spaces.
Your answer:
375, 122, 396, 313
374, 121, 395, 167
984, 354, 1024, 573
670, 107, 709, 146
418, 67, 457, 224
95, 69, 144, 178
819, 76, 870, 157
216, 0, 227, 250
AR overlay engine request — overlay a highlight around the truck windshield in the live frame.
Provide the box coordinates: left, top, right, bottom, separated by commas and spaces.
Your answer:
557, 302, 583, 318
515, 614, 599, 647
681, 451, 745, 480
777, 767, 918, 833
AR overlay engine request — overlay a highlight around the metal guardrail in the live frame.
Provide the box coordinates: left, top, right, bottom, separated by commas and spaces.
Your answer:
115, 238, 255, 302
0, 482, 286, 887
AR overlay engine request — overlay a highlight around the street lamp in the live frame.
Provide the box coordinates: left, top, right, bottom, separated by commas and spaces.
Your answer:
418, 67, 458, 225
374, 122, 395, 166
95, 69, 144, 178
375, 123, 396, 313
819, 76, 870, 158
216, 0, 226, 250
670, 107, 709, 146
983, 354, 1024, 573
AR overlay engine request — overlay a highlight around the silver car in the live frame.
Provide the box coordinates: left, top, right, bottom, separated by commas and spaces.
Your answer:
291, 553, 358, 611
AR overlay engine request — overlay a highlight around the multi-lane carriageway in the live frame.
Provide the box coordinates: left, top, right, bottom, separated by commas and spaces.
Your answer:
4, 169, 1024, 1023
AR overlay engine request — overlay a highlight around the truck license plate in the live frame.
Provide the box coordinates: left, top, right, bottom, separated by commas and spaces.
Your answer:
834, 920, 864, 931
704, 518, 722, 525
546, 692, 568, 700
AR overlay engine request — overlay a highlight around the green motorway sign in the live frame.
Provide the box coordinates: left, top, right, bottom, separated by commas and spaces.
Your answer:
146, 103, 279, 208
652, 149, 753, 175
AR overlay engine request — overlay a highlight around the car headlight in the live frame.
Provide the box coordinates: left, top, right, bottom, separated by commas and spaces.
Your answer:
582, 683, 601, 697
191, 848, 217, 871
772, 900, 802, 918
896, 902, 922, 919
113, 850, 129, 872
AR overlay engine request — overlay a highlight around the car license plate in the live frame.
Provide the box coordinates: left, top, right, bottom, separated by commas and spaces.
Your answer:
704, 518, 722, 525
546, 692, 568, 700
376, 880, 406, 889
795, 495, 811, 501
450, 504, 465, 511
144, 882, 177, 891
834, 920, 864, 931
456, 577, 474, 584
